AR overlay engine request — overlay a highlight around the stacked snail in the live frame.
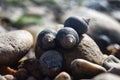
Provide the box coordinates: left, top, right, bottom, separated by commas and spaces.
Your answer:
0, 16, 120, 80
35, 16, 108, 80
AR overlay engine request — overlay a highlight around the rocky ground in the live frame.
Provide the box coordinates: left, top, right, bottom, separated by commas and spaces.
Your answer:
0, 0, 120, 80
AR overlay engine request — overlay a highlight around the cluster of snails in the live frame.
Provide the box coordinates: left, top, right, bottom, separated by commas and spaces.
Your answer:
37, 16, 89, 50
34, 16, 108, 80
36, 16, 89, 51
0, 16, 120, 80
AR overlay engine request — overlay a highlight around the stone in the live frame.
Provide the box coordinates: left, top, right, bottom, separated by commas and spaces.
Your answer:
0, 30, 33, 65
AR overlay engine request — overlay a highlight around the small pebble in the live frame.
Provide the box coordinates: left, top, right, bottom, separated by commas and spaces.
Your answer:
4, 74, 16, 80
54, 72, 72, 80
93, 73, 120, 80
108, 67, 120, 76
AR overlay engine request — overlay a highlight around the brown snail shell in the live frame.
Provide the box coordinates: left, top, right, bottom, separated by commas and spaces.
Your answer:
58, 34, 104, 71
0, 30, 33, 65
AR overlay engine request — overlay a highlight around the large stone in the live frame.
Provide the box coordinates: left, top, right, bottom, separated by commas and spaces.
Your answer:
57, 34, 104, 71
0, 30, 33, 65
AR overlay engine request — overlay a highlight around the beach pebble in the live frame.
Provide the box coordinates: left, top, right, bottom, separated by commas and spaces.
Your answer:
58, 34, 104, 71
93, 73, 120, 80
71, 59, 106, 79
54, 72, 72, 80
0, 30, 33, 65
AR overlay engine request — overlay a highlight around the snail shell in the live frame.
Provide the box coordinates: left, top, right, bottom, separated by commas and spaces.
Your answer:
56, 27, 79, 49
64, 16, 89, 36
39, 50, 63, 78
37, 29, 57, 50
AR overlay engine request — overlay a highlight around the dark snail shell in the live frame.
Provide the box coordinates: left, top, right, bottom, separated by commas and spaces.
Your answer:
37, 29, 57, 50
64, 16, 89, 36
56, 27, 79, 49
39, 50, 63, 78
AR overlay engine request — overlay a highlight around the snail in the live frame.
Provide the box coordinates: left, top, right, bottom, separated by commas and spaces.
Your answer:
64, 16, 89, 36
0, 30, 33, 65
37, 29, 57, 50
39, 50, 63, 78
71, 59, 106, 79
63, 7, 120, 54
35, 29, 57, 59
56, 27, 79, 49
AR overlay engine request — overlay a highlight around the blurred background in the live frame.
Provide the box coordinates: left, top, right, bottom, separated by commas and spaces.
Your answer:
0, 0, 119, 28
0, 0, 120, 55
